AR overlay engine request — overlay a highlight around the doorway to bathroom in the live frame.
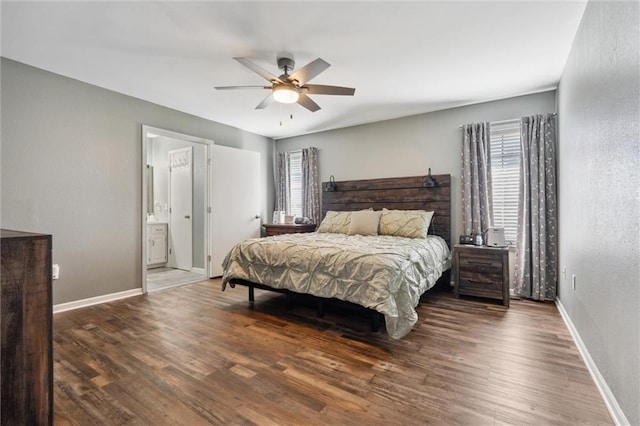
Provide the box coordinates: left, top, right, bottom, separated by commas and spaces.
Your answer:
142, 126, 211, 293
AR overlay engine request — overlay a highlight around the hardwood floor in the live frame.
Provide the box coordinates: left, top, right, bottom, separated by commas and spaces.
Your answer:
146, 267, 206, 292
53, 279, 612, 425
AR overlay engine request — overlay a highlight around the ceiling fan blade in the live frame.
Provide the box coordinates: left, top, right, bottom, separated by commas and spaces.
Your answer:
234, 57, 283, 84
255, 94, 275, 110
288, 58, 330, 85
215, 85, 270, 90
303, 84, 355, 96
297, 93, 321, 112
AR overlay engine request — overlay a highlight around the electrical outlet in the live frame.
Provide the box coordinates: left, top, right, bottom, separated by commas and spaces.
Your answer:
572, 274, 576, 290
52, 264, 60, 280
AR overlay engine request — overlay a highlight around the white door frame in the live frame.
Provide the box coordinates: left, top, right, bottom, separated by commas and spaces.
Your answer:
141, 125, 213, 294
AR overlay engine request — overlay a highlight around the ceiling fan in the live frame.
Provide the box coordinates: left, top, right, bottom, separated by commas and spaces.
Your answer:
215, 56, 355, 112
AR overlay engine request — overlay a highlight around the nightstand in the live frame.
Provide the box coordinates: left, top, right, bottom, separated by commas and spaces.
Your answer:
454, 244, 509, 307
263, 223, 316, 236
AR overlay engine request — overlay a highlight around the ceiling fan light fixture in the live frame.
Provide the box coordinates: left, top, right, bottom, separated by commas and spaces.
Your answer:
217, 56, 354, 112
273, 84, 299, 104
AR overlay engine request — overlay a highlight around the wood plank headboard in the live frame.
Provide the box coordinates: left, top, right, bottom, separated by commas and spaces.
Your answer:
321, 174, 451, 247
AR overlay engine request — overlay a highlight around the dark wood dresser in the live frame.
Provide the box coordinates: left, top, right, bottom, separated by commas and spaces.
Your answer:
454, 244, 509, 307
1, 229, 53, 425
264, 223, 316, 237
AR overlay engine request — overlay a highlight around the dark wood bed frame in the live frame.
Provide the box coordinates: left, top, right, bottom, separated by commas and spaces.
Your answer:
229, 174, 452, 332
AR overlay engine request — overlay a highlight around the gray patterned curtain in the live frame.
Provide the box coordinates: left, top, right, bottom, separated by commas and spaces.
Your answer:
515, 114, 558, 300
275, 151, 290, 213
302, 147, 321, 225
461, 122, 493, 237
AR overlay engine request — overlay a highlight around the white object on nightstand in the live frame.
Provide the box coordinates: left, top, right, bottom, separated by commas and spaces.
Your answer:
485, 227, 506, 247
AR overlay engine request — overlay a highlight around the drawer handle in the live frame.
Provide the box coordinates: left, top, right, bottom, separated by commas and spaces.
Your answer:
468, 261, 494, 266
468, 280, 494, 285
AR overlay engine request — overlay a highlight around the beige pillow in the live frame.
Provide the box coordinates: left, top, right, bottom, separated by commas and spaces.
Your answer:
379, 209, 434, 239
316, 211, 352, 234
348, 210, 382, 236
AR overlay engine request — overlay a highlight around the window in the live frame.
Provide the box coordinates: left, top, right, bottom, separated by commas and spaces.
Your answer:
490, 119, 521, 243
289, 150, 303, 217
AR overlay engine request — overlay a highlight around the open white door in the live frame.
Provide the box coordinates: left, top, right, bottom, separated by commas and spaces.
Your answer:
169, 147, 193, 271
210, 145, 261, 277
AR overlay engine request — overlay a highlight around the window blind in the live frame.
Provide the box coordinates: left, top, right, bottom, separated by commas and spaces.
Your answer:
490, 119, 521, 243
289, 150, 303, 217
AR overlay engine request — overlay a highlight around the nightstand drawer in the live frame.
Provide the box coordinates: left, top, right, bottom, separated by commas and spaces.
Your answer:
267, 227, 297, 236
458, 269, 503, 284
264, 223, 316, 237
458, 277, 503, 294
458, 255, 503, 272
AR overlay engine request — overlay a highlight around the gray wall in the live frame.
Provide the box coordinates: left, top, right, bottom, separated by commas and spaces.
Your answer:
1, 58, 275, 304
277, 91, 556, 244
557, 1, 639, 424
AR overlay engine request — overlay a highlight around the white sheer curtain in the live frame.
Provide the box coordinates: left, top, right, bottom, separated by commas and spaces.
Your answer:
461, 122, 493, 237
514, 114, 558, 300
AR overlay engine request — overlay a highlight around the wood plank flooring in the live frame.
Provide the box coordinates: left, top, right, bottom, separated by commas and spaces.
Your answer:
146, 267, 206, 292
52, 279, 612, 425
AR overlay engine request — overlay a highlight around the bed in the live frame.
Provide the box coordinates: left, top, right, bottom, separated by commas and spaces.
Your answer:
221, 174, 452, 339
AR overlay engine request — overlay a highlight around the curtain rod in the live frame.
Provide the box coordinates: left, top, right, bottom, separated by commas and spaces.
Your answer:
458, 113, 557, 129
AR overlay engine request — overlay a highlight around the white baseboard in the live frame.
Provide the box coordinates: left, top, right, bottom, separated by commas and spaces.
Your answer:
53, 288, 143, 314
556, 299, 629, 426
192, 267, 205, 275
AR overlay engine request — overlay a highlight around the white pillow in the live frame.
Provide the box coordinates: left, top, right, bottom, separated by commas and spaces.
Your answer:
378, 209, 434, 239
347, 210, 382, 236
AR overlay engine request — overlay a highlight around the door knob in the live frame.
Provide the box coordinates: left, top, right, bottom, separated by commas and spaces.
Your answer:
185, 215, 190, 219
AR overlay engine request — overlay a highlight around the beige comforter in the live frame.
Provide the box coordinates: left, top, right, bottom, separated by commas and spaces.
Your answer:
221, 232, 451, 339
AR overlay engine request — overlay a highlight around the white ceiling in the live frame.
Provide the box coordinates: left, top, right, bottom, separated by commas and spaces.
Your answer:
1, 1, 587, 140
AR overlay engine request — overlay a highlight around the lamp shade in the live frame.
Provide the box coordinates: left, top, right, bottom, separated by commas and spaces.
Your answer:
273, 85, 300, 104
